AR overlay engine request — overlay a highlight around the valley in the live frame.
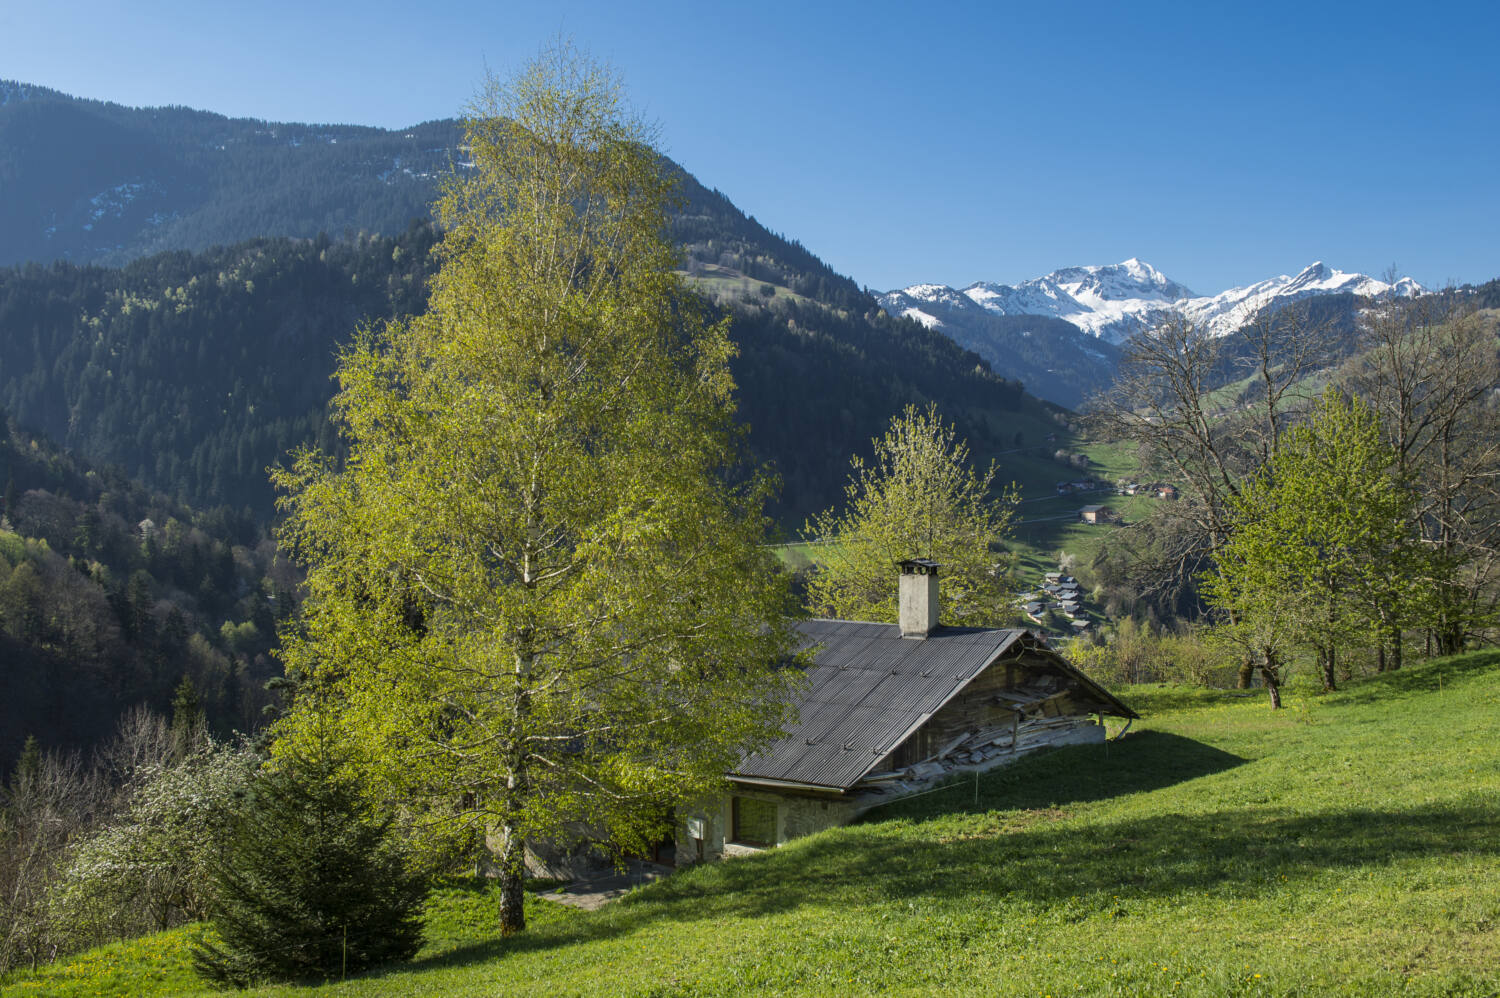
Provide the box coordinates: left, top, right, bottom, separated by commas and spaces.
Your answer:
2, 59, 1498, 998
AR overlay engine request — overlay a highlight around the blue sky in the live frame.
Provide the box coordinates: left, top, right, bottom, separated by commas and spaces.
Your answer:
3, 0, 1496, 294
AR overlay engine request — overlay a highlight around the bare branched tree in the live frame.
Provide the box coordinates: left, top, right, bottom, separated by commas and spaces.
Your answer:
1342, 292, 1500, 654
0, 750, 105, 971
1088, 306, 1334, 635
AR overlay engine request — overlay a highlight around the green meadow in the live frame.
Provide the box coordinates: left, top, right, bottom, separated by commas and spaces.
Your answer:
8, 652, 1499, 997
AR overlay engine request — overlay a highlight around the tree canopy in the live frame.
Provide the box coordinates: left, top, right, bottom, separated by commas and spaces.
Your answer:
272, 47, 800, 933
1202, 387, 1434, 700
804, 403, 1018, 627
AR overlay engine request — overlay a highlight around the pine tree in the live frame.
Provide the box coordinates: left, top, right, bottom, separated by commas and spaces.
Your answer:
10, 734, 40, 791
191, 734, 424, 986
170, 675, 205, 760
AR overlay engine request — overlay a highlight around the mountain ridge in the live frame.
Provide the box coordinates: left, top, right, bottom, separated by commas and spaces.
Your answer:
883, 258, 1422, 345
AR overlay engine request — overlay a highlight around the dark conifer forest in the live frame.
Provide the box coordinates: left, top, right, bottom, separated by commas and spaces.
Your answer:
0, 220, 1050, 531
0, 416, 293, 771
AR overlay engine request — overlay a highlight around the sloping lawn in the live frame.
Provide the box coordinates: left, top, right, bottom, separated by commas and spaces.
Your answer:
9, 653, 1500, 996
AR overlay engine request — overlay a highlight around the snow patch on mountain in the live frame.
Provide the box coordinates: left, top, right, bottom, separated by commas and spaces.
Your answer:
901, 307, 943, 329
1175, 262, 1419, 337
882, 259, 1422, 344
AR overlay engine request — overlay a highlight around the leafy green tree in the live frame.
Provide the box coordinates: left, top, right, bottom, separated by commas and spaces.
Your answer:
271, 47, 799, 935
191, 730, 424, 987
1343, 294, 1500, 655
803, 403, 1018, 626
1203, 388, 1432, 700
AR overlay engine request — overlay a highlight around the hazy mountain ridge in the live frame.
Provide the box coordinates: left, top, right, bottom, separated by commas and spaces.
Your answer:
0, 82, 1086, 522
0, 79, 463, 267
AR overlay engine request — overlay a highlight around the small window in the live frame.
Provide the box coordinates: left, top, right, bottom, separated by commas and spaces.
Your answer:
731, 796, 777, 846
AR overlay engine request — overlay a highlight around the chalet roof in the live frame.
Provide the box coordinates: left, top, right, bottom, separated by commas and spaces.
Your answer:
1080, 505, 1107, 514
731, 619, 1135, 792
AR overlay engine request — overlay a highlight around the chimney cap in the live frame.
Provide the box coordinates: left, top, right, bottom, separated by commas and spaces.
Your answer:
898, 558, 940, 576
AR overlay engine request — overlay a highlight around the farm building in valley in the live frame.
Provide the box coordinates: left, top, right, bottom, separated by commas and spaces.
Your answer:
677, 560, 1136, 864
1079, 504, 1114, 524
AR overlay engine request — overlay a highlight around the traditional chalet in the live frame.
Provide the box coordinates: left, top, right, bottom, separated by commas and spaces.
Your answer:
1079, 505, 1112, 524
678, 560, 1136, 864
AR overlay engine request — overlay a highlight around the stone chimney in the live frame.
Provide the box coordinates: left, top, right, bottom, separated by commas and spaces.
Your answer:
898, 558, 940, 638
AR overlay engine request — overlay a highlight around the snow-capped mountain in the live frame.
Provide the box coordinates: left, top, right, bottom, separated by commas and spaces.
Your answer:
1175, 262, 1421, 340
881, 259, 1422, 344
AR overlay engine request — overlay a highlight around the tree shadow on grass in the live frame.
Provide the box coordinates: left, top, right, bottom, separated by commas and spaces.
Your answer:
862, 730, 1246, 822
631, 729, 1495, 927
639, 798, 1499, 929
399, 880, 641, 973
394, 726, 1493, 971
398, 733, 1250, 971
1326, 650, 1500, 707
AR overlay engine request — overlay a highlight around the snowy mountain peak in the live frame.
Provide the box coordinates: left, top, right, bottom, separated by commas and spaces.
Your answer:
882, 260, 1424, 344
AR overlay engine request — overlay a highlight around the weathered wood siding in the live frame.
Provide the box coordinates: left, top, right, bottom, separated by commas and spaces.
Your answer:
880, 648, 1100, 770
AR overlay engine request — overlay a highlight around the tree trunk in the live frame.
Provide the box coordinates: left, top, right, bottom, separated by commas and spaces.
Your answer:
1260, 648, 1283, 710
497, 820, 526, 935
1390, 627, 1403, 670
1377, 644, 1387, 673
1236, 657, 1254, 689
1318, 645, 1337, 691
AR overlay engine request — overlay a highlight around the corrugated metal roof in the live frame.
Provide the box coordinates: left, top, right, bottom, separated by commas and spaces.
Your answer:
731, 619, 1137, 791
731, 620, 1023, 791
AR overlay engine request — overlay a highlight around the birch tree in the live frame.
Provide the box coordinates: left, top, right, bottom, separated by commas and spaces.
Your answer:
272, 47, 799, 934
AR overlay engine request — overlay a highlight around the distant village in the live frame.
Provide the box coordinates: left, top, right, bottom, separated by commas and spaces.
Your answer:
1018, 479, 1181, 637
1019, 570, 1093, 637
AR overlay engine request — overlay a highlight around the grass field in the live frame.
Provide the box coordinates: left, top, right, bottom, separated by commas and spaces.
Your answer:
680, 264, 817, 309
9, 651, 1499, 996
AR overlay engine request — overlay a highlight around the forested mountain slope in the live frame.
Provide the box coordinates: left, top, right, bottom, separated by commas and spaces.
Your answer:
0, 83, 1105, 415
0, 81, 457, 268
0, 229, 1067, 529
0, 415, 294, 771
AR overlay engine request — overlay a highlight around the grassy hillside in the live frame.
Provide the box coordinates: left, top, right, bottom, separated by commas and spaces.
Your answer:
11, 652, 1499, 996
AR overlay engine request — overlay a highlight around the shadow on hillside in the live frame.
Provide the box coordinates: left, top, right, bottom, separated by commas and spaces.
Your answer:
403, 894, 634, 973
397, 725, 1494, 967
640, 799, 1499, 928
864, 730, 1246, 822
1328, 650, 1500, 707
